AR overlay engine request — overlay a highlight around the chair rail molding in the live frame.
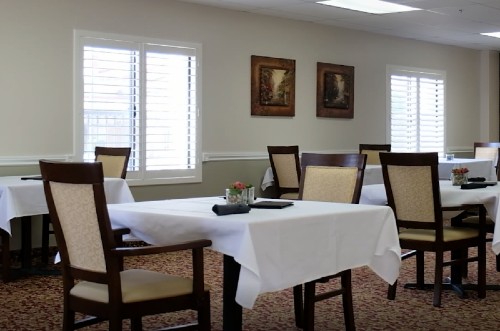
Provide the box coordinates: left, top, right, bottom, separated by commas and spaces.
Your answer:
0, 155, 72, 166
202, 149, 354, 162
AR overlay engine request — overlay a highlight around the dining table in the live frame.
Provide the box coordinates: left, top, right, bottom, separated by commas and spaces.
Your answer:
107, 197, 401, 331
0, 175, 134, 280
261, 157, 496, 190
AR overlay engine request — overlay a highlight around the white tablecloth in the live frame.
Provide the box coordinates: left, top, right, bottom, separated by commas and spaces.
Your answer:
107, 197, 401, 309
262, 158, 495, 190
437, 158, 495, 180
360, 180, 500, 254
0, 176, 135, 235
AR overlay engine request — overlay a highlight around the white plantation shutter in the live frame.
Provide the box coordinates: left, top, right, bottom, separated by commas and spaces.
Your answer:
388, 66, 445, 155
75, 31, 201, 184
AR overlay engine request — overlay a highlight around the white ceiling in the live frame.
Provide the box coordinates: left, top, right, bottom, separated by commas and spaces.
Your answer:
176, 0, 500, 51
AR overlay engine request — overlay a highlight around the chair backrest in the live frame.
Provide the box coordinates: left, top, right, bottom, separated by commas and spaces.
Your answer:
379, 152, 444, 235
267, 145, 301, 198
40, 160, 120, 280
473, 142, 500, 180
95, 146, 131, 179
359, 144, 391, 165
299, 153, 366, 203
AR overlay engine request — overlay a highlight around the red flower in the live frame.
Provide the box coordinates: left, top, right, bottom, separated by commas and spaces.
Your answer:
451, 167, 469, 175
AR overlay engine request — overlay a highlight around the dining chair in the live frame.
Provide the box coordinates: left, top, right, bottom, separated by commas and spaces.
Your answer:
94, 146, 132, 179
0, 229, 10, 282
451, 142, 500, 274
293, 152, 367, 331
359, 144, 391, 165
39, 160, 211, 331
473, 142, 500, 179
267, 145, 301, 199
41, 146, 132, 264
380, 152, 486, 307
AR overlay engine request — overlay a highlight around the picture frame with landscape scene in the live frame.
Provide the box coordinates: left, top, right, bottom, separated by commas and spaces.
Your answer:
316, 62, 354, 118
251, 55, 295, 116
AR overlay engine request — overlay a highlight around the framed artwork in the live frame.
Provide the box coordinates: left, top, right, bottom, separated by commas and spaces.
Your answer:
251, 55, 295, 116
316, 62, 354, 118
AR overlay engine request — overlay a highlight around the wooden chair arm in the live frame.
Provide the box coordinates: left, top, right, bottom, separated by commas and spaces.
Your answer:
112, 227, 131, 247
111, 239, 212, 257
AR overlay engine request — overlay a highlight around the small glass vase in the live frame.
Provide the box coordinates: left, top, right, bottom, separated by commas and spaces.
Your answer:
226, 188, 244, 204
226, 187, 255, 205
451, 173, 468, 186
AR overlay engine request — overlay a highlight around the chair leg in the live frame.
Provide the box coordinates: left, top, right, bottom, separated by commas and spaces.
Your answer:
130, 317, 142, 331
293, 284, 304, 328
62, 306, 75, 331
433, 253, 444, 307
109, 316, 122, 331
303, 281, 316, 331
340, 270, 355, 331
1, 230, 10, 282
478, 240, 487, 299
496, 254, 500, 272
198, 292, 211, 331
416, 251, 425, 289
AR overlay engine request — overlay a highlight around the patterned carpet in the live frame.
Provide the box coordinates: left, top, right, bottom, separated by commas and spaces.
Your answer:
1, 244, 500, 331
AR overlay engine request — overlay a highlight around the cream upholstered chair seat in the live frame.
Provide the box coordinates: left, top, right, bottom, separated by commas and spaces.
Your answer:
71, 269, 208, 303
399, 227, 479, 242
40, 160, 211, 331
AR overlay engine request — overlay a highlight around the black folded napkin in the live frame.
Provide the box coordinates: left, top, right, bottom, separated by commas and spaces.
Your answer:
468, 177, 486, 182
20, 176, 43, 180
461, 183, 488, 190
212, 204, 251, 216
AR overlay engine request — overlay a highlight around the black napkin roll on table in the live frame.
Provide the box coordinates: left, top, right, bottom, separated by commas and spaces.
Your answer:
461, 183, 488, 189
212, 204, 251, 216
468, 177, 486, 182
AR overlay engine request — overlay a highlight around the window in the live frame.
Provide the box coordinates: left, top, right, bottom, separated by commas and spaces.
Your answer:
74, 30, 202, 185
387, 66, 445, 155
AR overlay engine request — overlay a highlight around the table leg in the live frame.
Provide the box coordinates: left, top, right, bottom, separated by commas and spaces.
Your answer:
21, 216, 32, 269
223, 254, 242, 331
1, 229, 10, 282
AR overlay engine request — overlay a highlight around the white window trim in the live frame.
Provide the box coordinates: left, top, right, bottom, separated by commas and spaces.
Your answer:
73, 30, 202, 186
386, 65, 446, 155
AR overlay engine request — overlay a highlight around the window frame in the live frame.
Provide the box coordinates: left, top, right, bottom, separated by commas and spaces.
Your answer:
73, 30, 202, 186
386, 65, 446, 155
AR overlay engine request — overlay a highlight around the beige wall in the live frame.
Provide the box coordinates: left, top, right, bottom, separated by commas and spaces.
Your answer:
0, 0, 498, 248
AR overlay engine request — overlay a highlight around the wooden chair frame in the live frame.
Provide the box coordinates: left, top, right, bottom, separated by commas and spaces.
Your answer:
41, 146, 131, 265
380, 152, 486, 307
95, 146, 132, 179
267, 145, 301, 199
473, 142, 500, 180
293, 153, 366, 331
40, 160, 211, 331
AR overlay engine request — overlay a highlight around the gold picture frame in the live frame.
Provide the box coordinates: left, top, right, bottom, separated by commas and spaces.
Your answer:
251, 55, 295, 116
316, 62, 354, 118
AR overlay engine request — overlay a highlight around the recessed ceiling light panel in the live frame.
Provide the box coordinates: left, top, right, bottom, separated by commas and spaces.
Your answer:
481, 32, 500, 39
316, 0, 421, 14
